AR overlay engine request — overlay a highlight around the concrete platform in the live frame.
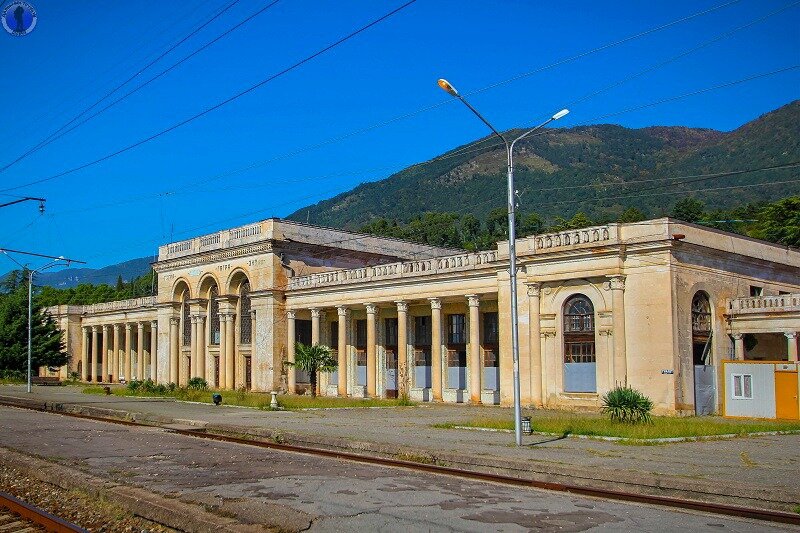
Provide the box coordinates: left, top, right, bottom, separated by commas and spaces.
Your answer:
1, 384, 798, 512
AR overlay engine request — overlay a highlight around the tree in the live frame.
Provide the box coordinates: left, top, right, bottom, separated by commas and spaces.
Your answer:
520, 212, 544, 236
115, 275, 124, 291
0, 277, 69, 372
287, 343, 337, 397
671, 198, 705, 223
749, 195, 800, 247
618, 207, 646, 223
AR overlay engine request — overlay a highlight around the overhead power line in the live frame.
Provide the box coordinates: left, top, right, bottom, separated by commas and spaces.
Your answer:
0, 0, 418, 193
0, 0, 244, 176
0, 0, 281, 174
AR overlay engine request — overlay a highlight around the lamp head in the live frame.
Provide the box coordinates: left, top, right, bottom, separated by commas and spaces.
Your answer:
437, 78, 459, 97
551, 109, 569, 121
38, 201, 45, 214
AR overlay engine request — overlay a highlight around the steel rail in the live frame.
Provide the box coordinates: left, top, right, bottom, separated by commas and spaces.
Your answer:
0, 490, 87, 532
3, 399, 800, 527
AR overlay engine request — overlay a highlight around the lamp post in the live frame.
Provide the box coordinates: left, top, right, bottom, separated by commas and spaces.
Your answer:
2, 251, 67, 393
437, 78, 568, 446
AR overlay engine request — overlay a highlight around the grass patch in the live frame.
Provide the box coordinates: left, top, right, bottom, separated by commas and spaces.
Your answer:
434, 412, 800, 440
82, 385, 413, 410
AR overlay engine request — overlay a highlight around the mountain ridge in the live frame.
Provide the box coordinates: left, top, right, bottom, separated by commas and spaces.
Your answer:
288, 100, 800, 229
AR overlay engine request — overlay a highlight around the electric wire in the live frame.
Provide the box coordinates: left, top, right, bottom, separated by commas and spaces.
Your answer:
0, 0, 282, 173
0, 0, 419, 193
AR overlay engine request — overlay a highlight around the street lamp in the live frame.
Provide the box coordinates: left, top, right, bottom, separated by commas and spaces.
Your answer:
1, 251, 67, 393
438, 78, 568, 446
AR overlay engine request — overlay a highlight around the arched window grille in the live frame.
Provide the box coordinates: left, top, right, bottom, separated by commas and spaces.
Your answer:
209, 285, 220, 345
182, 290, 191, 346
239, 281, 252, 344
563, 295, 595, 363
691, 292, 711, 336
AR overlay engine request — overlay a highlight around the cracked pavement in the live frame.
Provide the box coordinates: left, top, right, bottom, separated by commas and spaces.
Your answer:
0, 405, 790, 532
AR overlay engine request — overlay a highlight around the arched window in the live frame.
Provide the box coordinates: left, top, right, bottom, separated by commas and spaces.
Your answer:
691, 292, 712, 365
563, 294, 596, 393
239, 281, 252, 344
209, 285, 220, 345
181, 290, 191, 346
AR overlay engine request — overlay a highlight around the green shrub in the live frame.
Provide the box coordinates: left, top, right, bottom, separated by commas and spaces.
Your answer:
167, 382, 177, 392
0, 369, 25, 382
187, 377, 208, 391
127, 380, 141, 392
601, 386, 653, 424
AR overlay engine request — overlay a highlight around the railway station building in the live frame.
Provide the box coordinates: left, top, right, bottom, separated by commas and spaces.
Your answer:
46, 218, 800, 415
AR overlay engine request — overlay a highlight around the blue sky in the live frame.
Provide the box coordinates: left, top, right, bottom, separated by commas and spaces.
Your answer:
0, 0, 798, 269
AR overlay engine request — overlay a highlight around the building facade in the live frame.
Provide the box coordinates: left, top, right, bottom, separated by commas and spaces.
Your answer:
47, 218, 800, 415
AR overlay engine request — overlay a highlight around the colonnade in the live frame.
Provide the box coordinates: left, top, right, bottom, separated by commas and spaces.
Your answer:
166, 303, 255, 388
287, 294, 488, 403
80, 321, 157, 383
732, 332, 799, 361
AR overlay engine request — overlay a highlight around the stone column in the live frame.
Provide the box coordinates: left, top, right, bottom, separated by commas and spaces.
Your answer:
189, 316, 198, 378
337, 306, 348, 396
81, 326, 89, 381
396, 301, 408, 398
467, 295, 481, 404
366, 303, 377, 398
111, 324, 120, 383
101, 325, 109, 383
150, 320, 158, 381
786, 332, 798, 362
196, 316, 206, 380
225, 313, 235, 390
732, 333, 745, 360
609, 275, 627, 386
91, 326, 99, 383
429, 298, 442, 401
137, 322, 145, 381
526, 282, 542, 406
169, 317, 179, 384
310, 308, 322, 395
287, 310, 296, 393
218, 314, 227, 389
124, 323, 132, 382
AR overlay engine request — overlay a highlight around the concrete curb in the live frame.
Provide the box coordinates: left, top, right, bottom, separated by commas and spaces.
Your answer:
0, 448, 265, 533
1, 394, 797, 512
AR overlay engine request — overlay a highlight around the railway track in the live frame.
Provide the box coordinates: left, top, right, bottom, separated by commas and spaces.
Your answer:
3, 399, 800, 528
0, 491, 85, 532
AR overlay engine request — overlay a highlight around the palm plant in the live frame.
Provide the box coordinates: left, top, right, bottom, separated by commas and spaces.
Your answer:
287, 342, 337, 397
601, 385, 653, 424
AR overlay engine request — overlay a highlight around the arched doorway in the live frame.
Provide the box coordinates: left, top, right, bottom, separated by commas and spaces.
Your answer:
563, 294, 596, 393
691, 291, 716, 415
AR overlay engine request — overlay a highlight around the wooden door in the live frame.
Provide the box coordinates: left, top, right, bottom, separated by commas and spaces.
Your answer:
775, 371, 799, 420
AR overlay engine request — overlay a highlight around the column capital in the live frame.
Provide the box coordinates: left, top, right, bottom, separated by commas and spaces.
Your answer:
395, 301, 408, 313
336, 305, 349, 318
526, 282, 541, 297
125, 322, 132, 331
91, 325, 99, 332
310, 307, 321, 319
287, 309, 296, 320
731, 333, 744, 340
138, 321, 146, 330
466, 294, 480, 307
785, 332, 798, 340
428, 297, 441, 310
608, 274, 626, 291
365, 303, 377, 315
151, 320, 158, 329
169, 316, 180, 326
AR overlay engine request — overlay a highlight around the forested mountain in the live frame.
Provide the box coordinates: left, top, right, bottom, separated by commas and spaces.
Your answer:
1, 256, 153, 289
288, 100, 799, 229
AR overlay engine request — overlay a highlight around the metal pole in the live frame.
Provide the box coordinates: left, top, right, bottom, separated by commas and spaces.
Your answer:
27, 271, 33, 393
506, 144, 523, 446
